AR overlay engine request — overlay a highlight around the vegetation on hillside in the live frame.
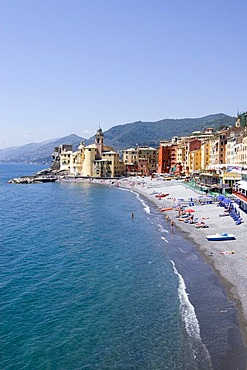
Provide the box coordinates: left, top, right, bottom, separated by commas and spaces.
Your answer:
0, 114, 236, 163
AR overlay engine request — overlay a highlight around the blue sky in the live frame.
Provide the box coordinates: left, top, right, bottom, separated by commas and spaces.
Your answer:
0, 0, 246, 148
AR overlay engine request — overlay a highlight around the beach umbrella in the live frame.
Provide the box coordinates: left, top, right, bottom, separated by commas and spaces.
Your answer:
218, 195, 225, 201
185, 208, 195, 213
222, 198, 232, 204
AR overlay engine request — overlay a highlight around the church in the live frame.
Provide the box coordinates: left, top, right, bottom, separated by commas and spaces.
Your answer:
57, 128, 124, 177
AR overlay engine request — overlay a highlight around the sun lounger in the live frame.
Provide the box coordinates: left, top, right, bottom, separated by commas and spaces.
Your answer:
195, 222, 209, 228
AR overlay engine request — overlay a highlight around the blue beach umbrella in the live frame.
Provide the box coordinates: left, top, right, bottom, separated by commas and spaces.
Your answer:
218, 195, 225, 201
222, 198, 232, 204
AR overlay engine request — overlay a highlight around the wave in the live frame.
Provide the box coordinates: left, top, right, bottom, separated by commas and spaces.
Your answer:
136, 194, 151, 214
171, 260, 212, 369
118, 187, 151, 214
157, 224, 169, 233
161, 236, 169, 243
171, 260, 200, 338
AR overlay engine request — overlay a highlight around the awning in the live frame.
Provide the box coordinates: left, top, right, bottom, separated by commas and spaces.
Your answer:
232, 192, 247, 204
239, 182, 247, 191
210, 184, 221, 188
223, 176, 242, 180
200, 173, 213, 177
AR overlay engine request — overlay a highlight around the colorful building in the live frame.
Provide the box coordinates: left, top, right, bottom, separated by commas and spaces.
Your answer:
187, 139, 201, 173
57, 128, 124, 177
123, 146, 158, 176
200, 140, 211, 170
158, 138, 178, 174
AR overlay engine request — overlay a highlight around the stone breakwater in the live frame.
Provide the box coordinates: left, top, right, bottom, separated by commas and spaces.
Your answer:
8, 175, 58, 184
8, 172, 121, 184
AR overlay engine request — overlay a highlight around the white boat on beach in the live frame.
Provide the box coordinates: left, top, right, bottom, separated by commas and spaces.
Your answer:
206, 233, 235, 241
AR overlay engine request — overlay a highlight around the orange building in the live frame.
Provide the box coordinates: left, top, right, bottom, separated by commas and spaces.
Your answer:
158, 139, 179, 174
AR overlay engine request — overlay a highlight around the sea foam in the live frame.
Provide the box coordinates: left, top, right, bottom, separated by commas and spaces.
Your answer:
171, 260, 201, 338
171, 260, 212, 368
118, 187, 151, 214
158, 224, 169, 233
136, 195, 151, 214
161, 236, 169, 243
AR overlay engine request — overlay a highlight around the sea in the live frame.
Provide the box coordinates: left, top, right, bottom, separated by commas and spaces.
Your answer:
1, 164, 246, 370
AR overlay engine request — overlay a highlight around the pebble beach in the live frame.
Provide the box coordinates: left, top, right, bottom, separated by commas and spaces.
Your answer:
114, 176, 247, 346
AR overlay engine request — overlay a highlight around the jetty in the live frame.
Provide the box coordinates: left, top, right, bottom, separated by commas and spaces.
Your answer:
8, 168, 58, 184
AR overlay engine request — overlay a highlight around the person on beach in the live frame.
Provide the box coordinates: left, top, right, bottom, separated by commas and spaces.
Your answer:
131, 212, 134, 219
170, 220, 175, 229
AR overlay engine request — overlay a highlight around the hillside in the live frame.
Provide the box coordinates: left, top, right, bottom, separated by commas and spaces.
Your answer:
0, 134, 83, 164
102, 113, 235, 151
0, 114, 236, 164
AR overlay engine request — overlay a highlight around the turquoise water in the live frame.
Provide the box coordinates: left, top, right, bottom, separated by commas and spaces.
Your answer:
0, 165, 246, 369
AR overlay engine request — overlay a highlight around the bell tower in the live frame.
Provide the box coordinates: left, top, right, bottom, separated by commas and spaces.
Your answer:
95, 128, 104, 156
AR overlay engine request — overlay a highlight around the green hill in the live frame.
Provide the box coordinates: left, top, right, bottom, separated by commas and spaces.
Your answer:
0, 113, 236, 164
101, 113, 235, 151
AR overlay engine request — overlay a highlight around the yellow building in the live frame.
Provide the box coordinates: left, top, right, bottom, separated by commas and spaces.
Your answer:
69, 142, 85, 175
59, 145, 74, 172
200, 140, 211, 170
188, 148, 201, 173
242, 136, 247, 164
123, 146, 157, 176
59, 128, 124, 177
221, 168, 241, 188
176, 137, 187, 174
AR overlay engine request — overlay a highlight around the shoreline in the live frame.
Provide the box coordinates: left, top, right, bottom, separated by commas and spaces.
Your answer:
117, 178, 247, 344
6, 168, 247, 367
59, 175, 247, 348
25, 172, 247, 367
123, 180, 247, 331
110, 177, 247, 369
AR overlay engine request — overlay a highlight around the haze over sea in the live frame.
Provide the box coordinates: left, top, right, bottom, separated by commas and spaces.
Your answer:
1, 165, 246, 370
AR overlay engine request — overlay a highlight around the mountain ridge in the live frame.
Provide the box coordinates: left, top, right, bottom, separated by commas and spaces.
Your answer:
0, 113, 236, 164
